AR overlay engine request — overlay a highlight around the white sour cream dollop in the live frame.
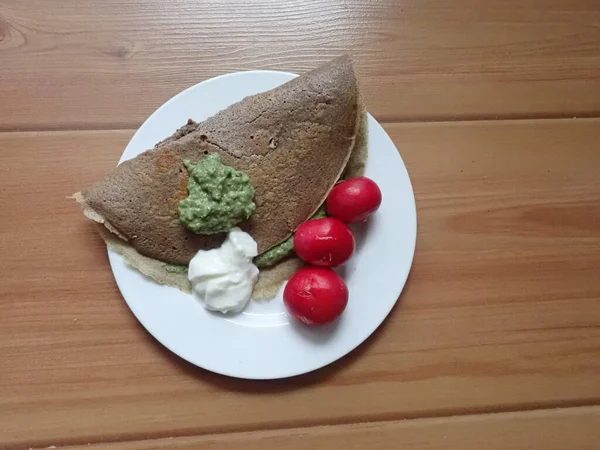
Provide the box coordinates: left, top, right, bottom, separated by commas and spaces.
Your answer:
188, 227, 259, 313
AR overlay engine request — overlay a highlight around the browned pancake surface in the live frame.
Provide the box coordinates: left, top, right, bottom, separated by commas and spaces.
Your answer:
81, 55, 360, 264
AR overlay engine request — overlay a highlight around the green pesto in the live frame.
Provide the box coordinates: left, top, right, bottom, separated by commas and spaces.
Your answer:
254, 204, 328, 268
179, 154, 256, 234
254, 234, 294, 268
311, 204, 328, 220
164, 263, 188, 274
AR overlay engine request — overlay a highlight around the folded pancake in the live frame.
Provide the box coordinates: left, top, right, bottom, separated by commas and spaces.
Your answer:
84, 112, 368, 298
74, 55, 367, 295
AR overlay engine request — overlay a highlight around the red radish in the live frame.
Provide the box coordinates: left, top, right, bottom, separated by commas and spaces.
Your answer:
283, 267, 348, 326
294, 218, 355, 267
326, 176, 382, 223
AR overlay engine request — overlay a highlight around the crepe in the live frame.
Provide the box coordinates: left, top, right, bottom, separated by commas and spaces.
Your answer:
253, 110, 368, 299
74, 55, 367, 297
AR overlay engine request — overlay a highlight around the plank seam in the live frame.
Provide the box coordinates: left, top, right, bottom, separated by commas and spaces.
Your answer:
2, 116, 600, 140
1, 112, 600, 133
10, 398, 600, 450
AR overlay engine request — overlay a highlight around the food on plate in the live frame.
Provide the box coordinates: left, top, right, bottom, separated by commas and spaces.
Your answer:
179, 154, 256, 234
253, 234, 294, 269
253, 205, 327, 268
326, 176, 382, 223
283, 267, 348, 326
284, 177, 383, 325
294, 218, 355, 267
255, 173, 382, 269
188, 228, 259, 313
73, 55, 366, 301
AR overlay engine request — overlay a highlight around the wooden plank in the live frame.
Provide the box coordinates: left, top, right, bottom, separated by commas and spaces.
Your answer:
64, 406, 600, 449
1, 0, 600, 130
1, 119, 600, 447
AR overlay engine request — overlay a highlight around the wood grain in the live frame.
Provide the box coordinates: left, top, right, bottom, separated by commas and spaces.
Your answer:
1, 0, 600, 131
0, 119, 599, 448
64, 406, 600, 449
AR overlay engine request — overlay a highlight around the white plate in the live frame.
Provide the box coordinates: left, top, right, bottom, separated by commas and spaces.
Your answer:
108, 70, 417, 379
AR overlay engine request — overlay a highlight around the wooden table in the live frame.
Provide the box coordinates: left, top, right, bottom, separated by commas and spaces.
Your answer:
1, 1, 599, 448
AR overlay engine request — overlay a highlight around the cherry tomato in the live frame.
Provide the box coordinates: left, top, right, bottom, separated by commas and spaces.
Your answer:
326, 176, 382, 223
283, 267, 348, 326
294, 218, 355, 267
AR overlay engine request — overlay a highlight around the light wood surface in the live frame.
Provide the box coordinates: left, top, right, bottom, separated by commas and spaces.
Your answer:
2, 0, 600, 448
1, 0, 600, 130
1, 120, 599, 448
65, 407, 600, 450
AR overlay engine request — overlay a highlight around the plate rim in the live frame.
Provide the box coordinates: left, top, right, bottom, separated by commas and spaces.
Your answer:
108, 70, 418, 379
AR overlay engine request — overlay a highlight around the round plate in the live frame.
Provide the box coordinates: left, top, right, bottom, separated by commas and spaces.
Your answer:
108, 70, 417, 379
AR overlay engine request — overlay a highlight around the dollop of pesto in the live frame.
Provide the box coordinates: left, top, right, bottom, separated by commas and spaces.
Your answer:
254, 204, 328, 268
179, 154, 256, 234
